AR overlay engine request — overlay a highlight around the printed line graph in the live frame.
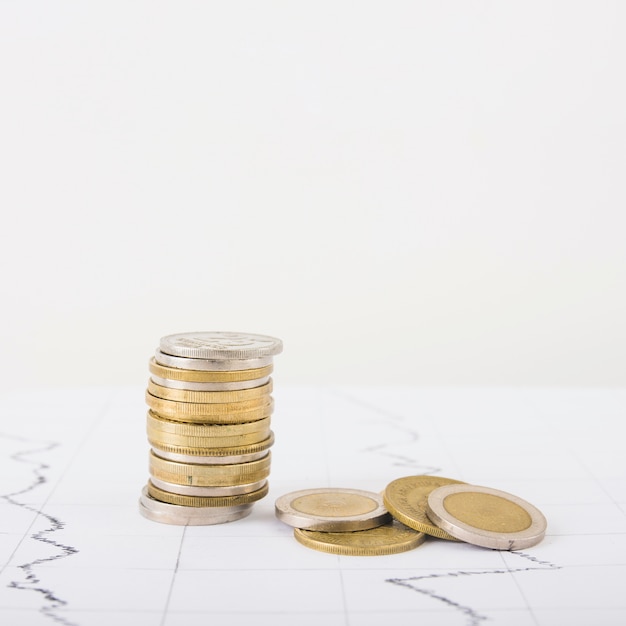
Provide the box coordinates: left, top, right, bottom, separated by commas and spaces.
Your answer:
0, 386, 624, 626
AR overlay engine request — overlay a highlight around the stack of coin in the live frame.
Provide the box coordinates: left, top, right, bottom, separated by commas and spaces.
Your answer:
139, 331, 283, 525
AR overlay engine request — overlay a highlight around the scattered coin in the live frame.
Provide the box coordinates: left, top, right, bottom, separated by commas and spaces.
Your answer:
425, 483, 547, 550
293, 520, 427, 556
275, 487, 391, 532
383, 475, 466, 540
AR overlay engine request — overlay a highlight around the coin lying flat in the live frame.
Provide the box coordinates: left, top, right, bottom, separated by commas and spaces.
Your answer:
139, 486, 253, 525
160, 332, 283, 360
147, 480, 269, 507
275, 488, 391, 532
150, 476, 267, 497
147, 378, 273, 404
145, 392, 273, 422
149, 358, 274, 382
425, 484, 547, 550
150, 374, 271, 392
149, 450, 271, 487
293, 520, 427, 556
154, 350, 274, 372
383, 475, 466, 540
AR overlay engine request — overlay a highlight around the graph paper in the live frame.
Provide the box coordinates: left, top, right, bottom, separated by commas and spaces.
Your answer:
1, 385, 625, 626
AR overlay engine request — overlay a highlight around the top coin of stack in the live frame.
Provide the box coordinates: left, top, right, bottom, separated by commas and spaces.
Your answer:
140, 331, 283, 526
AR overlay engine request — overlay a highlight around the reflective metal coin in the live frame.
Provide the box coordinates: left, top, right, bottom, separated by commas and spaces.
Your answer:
160, 332, 283, 359
383, 475, 466, 540
275, 488, 391, 532
154, 350, 273, 372
426, 483, 547, 550
293, 520, 427, 556
138, 486, 253, 525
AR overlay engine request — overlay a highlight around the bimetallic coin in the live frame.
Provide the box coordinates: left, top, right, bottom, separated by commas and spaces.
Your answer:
151, 445, 271, 465
147, 378, 272, 404
149, 358, 273, 382
426, 484, 547, 550
293, 521, 427, 556
145, 392, 273, 422
149, 450, 271, 487
147, 480, 269, 507
147, 411, 270, 437
149, 476, 267, 497
275, 488, 391, 532
154, 350, 273, 372
150, 375, 270, 391
147, 417, 272, 449
383, 475, 466, 540
160, 332, 283, 360
139, 486, 252, 525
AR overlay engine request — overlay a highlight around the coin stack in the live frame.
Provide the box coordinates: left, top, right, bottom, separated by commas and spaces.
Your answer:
139, 331, 283, 525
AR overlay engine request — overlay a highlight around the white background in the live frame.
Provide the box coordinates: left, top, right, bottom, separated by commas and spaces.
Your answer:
1, 1, 624, 389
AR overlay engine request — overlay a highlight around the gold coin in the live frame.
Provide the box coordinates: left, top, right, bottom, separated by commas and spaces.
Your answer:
146, 411, 270, 435
293, 520, 427, 556
147, 378, 273, 404
147, 413, 271, 448
149, 450, 271, 487
147, 480, 269, 507
145, 392, 273, 422
425, 484, 547, 550
383, 475, 466, 540
149, 432, 275, 460
149, 358, 273, 382
275, 488, 391, 532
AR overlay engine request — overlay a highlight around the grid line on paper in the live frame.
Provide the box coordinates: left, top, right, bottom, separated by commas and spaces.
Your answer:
160, 525, 187, 626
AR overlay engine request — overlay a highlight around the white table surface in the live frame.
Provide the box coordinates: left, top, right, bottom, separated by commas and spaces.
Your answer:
1, 385, 625, 626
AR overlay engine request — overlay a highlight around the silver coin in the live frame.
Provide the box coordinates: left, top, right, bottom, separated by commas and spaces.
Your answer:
154, 349, 274, 372
151, 447, 270, 465
149, 476, 268, 497
426, 484, 547, 550
138, 487, 253, 525
160, 332, 283, 360
150, 375, 271, 391
274, 488, 391, 532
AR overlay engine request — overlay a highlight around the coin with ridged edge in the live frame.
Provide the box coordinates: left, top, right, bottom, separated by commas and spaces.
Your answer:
147, 378, 272, 404
145, 393, 273, 422
293, 520, 427, 556
149, 450, 271, 487
150, 375, 270, 391
425, 483, 547, 550
139, 486, 253, 525
154, 350, 273, 372
147, 480, 269, 507
149, 358, 273, 382
160, 332, 283, 360
383, 475, 466, 540
275, 488, 391, 532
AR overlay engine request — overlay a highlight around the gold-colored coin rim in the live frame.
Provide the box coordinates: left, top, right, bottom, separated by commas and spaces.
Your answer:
425, 484, 547, 550
147, 411, 270, 437
145, 392, 273, 422
293, 521, 427, 556
147, 378, 273, 404
383, 475, 466, 541
147, 480, 269, 507
149, 449, 271, 478
149, 432, 275, 458
149, 358, 274, 382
